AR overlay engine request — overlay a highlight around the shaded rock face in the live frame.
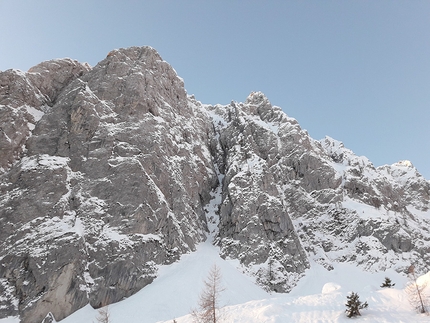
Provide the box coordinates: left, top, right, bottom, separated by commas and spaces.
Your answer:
1, 46, 430, 322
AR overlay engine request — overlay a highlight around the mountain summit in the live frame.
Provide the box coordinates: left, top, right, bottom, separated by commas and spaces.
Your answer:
0, 47, 429, 323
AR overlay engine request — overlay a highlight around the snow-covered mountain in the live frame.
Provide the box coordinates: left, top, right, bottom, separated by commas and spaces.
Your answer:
0, 46, 429, 323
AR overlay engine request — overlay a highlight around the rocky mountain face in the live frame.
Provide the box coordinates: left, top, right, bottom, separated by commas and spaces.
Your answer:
1, 46, 429, 323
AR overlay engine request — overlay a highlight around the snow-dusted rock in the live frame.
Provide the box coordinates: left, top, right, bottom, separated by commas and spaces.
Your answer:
0, 59, 90, 172
206, 93, 312, 292
0, 47, 217, 323
0, 46, 429, 323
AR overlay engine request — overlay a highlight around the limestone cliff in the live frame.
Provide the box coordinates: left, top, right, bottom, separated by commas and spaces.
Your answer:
0, 46, 429, 323
0, 47, 217, 323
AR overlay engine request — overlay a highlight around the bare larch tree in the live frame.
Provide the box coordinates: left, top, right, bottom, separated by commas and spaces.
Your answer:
405, 265, 428, 314
193, 264, 225, 323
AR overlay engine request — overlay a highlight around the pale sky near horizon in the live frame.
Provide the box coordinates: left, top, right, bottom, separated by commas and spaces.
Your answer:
1, 1, 429, 179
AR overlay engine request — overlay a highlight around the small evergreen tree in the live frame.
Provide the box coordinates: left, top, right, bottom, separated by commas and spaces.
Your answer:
345, 292, 368, 318
381, 277, 395, 288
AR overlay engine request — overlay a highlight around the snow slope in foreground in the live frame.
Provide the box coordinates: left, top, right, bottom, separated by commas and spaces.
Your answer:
1, 241, 429, 323
63, 241, 267, 323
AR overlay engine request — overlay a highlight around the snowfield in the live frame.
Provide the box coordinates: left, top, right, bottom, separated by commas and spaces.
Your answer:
2, 240, 428, 323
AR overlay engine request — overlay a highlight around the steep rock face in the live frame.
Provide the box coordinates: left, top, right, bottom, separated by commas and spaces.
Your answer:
0, 46, 430, 323
204, 92, 343, 291
203, 92, 430, 291
0, 47, 217, 323
0, 59, 90, 172
294, 137, 430, 272
205, 94, 316, 292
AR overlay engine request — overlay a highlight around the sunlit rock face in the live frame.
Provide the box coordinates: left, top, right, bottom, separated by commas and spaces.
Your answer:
1, 46, 429, 323
0, 47, 217, 323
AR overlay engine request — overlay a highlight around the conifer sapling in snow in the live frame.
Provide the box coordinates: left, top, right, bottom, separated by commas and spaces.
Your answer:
381, 277, 395, 288
345, 292, 368, 318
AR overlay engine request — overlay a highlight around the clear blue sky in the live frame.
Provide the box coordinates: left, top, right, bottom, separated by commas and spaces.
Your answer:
1, 1, 429, 179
